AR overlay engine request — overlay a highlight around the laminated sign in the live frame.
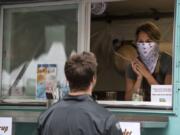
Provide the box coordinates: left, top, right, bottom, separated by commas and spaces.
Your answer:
151, 85, 172, 107
118, 122, 140, 135
0, 117, 12, 135
36, 64, 57, 99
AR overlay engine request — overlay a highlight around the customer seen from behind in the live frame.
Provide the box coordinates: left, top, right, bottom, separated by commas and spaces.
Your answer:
38, 51, 123, 135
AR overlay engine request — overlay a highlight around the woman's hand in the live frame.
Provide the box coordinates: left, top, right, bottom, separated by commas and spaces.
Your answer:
131, 59, 142, 79
132, 58, 158, 85
132, 58, 150, 79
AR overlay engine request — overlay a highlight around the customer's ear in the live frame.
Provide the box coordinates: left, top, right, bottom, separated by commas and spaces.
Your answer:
93, 75, 97, 85
89, 76, 96, 91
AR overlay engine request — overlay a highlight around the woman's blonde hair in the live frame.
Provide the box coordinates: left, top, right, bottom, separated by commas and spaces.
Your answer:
136, 22, 161, 43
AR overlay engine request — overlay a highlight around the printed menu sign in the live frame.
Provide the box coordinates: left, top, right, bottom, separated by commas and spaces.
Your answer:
36, 64, 57, 99
0, 117, 12, 135
151, 85, 172, 106
118, 122, 140, 135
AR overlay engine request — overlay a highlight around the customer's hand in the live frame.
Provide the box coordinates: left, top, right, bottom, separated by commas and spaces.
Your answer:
123, 129, 132, 135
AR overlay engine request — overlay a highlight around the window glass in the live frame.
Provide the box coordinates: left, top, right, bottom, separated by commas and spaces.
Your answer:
1, 4, 78, 100
91, 0, 174, 109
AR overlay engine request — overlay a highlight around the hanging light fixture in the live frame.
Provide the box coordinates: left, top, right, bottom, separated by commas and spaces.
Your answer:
91, 0, 107, 15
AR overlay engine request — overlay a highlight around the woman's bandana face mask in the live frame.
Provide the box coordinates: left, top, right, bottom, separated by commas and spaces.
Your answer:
136, 42, 159, 73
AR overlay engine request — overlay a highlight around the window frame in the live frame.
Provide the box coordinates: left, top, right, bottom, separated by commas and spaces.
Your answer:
88, 0, 178, 115
0, 0, 89, 107
0, 0, 178, 116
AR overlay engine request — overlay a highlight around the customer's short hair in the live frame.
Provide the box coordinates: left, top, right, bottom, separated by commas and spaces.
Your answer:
136, 22, 161, 43
65, 51, 97, 91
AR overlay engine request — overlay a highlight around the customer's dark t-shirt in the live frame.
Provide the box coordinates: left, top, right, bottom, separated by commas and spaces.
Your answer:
38, 95, 122, 135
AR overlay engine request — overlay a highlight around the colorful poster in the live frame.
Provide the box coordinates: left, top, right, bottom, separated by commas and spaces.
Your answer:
46, 64, 57, 99
36, 64, 57, 99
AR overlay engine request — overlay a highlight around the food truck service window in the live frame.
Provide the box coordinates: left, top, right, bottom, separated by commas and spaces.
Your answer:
0, 1, 86, 105
90, 0, 176, 111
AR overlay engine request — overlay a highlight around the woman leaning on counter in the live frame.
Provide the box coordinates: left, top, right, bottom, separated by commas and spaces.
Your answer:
125, 22, 172, 101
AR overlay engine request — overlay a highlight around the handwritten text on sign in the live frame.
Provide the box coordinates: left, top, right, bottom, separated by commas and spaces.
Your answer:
0, 117, 12, 135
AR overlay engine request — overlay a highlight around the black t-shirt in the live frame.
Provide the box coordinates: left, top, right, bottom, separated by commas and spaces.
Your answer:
126, 52, 172, 101
38, 95, 123, 135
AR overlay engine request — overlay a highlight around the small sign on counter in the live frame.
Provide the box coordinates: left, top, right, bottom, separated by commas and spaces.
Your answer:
0, 117, 12, 135
151, 85, 172, 106
119, 122, 140, 135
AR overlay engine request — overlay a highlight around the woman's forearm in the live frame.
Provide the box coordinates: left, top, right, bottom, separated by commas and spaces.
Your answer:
133, 76, 143, 93
144, 73, 158, 85
125, 76, 142, 101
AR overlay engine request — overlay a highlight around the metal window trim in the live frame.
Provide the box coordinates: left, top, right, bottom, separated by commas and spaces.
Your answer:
0, 6, 4, 97
77, 0, 91, 52
173, 0, 179, 115
1, 0, 80, 9
91, 0, 126, 3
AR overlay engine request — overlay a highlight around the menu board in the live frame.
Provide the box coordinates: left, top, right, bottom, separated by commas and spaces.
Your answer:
36, 64, 57, 99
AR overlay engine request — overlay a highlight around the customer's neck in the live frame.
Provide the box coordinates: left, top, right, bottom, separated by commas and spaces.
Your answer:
69, 89, 92, 96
